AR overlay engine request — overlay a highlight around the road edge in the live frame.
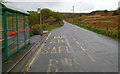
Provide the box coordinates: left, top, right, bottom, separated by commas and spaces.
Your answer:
5, 33, 49, 73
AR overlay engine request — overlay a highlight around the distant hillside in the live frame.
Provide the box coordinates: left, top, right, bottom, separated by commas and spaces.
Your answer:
62, 9, 120, 17
89, 10, 120, 16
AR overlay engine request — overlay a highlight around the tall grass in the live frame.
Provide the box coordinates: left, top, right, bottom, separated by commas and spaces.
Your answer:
68, 22, 119, 40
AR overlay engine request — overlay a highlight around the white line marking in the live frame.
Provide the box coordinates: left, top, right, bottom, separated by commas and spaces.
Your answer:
87, 54, 95, 62
64, 36, 75, 53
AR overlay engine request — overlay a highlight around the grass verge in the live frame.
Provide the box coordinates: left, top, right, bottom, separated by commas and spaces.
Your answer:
68, 21, 119, 40
44, 23, 64, 31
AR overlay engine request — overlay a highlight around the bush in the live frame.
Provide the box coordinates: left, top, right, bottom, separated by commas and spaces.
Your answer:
31, 24, 40, 35
52, 12, 63, 21
104, 10, 108, 13
77, 17, 83, 21
29, 11, 39, 25
112, 11, 120, 15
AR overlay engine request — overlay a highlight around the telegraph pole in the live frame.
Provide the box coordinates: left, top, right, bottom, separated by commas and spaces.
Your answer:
73, 5, 74, 15
38, 8, 43, 36
73, 5, 74, 22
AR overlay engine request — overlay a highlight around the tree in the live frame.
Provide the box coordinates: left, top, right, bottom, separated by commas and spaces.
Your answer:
52, 12, 63, 21
29, 11, 39, 25
48, 16, 55, 19
41, 9, 63, 21
104, 10, 108, 13
41, 9, 52, 20
0, 0, 11, 3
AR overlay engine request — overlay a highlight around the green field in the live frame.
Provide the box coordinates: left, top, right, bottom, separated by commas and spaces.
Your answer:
65, 12, 120, 40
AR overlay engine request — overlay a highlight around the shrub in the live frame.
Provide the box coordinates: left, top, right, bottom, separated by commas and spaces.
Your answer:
77, 17, 83, 21
104, 10, 108, 13
112, 11, 120, 15
31, 24, 40, 35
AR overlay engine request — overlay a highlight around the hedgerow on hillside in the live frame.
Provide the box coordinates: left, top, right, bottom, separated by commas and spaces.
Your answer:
28, 9, 64, 36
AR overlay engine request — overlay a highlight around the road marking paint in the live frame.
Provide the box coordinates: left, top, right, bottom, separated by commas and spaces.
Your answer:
66, 46, 71, 53
87, 54, 95, 62
71, 36, 86, 52
60, 36, 63, 38
51, 47, 57, 54
58, 46, 70, 54
58, 39, 64, 43
50, 40, 55, 44
36, 44, 45, 55
64, 38, 74, 53
26, 57, 35, 71
54, 36, 63, 39
46, 33, 51, 40
46, 36, 49, 41
41, 47, 50, 54
76, 41, 80, 45
61, 58, 72, 67
57, 40, 60, 43
26, 43, 45, 71
73, 38, 76, 41
50, 39, 64, 44
47, 59, 59, 72
28, 58, 35, 68
73, 58, 80, 65
61, 39, 64, 43
80, 46, 85, 51
40, 46, 72, 54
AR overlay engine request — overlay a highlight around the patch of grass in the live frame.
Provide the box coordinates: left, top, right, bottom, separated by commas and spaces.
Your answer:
30, 21, 64, 36
44, 23, 64, 31
68, 22, 119, 40
90, 20, 112, 22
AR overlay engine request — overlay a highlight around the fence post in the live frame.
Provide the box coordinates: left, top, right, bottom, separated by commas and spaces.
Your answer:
16, 14, 19, 50
24, 16, 26, 46
28, 16, 30, 44
3, 11, 8, 61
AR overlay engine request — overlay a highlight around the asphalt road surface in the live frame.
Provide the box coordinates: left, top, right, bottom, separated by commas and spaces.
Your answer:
26, 21, 118, 72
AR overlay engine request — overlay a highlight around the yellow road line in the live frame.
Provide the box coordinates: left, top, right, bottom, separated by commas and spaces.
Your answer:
35, 44, 45, 55
46, 33, 51, 40
26, 43, 45, 71
76, 41, 80, 45
80, 46, 85, 51
28, 58, 35, 68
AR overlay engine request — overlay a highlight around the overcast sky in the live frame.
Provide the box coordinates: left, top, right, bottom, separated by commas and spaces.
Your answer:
6, 0, 120, 13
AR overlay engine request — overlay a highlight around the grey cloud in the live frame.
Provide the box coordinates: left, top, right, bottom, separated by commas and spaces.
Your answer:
6, 0, 119, 13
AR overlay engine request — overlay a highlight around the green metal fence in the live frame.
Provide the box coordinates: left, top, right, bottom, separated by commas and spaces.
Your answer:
0, 7, 2, 50
0, 3, 30, 61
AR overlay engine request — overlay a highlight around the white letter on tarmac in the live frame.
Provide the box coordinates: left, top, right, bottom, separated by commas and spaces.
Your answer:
47, 59, 59, 72
61, 58, 72, 67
